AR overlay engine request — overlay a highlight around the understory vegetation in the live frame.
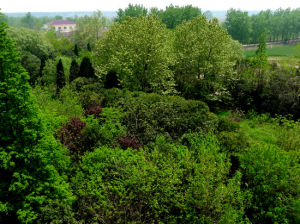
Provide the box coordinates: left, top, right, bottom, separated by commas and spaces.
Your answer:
1, 5, 299, 224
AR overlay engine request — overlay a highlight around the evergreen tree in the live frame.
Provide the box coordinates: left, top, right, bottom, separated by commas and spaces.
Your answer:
69, 59, 79, 83
0, 16, 73, 223
251, 33, 269, 112
87, 42, 91, 51
79, 56, 95, 78
56, 59, 65, 95
74, 44, 79, 56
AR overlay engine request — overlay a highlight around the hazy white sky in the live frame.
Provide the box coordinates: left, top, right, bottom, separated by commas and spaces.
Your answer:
1, 0, 299, 12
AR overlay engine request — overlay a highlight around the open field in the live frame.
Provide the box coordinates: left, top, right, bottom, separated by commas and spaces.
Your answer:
244, 44, 299, 58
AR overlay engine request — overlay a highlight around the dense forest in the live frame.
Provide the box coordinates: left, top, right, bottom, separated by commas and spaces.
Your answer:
0, 4, 299, 224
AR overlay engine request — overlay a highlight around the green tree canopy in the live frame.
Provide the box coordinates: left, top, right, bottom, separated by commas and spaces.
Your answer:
115, 4, 148, 23
0, 16, 73, 223
224, 9, 251, 44
95, 15, 176, 94
174, 16, 242, 102
74, 11, 107, 49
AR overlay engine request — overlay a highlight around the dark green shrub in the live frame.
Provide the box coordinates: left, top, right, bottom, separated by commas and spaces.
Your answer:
218, 116, 240, 132
37, 200, 78, 224
218, 131, 248, 153
103, 89, 218, 144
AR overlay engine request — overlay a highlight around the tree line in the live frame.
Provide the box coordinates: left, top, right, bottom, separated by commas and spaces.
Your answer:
224, 8, 300, 44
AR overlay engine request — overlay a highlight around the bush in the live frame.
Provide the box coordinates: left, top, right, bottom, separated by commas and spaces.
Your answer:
218, 131, 248, 153
103, 89, 218, 144
81, 108, 126, 149
72, 133, 247, 223
57, 117, 86, 160
239, 144, 300, 223
84, 106, 102, 118
118, 134, 142, 149
218, 116, 240, 132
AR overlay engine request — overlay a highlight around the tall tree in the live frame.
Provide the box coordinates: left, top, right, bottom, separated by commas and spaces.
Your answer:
0, 15, 73, 223
224, 9, 251, 44
79, 57, 95, 78
115, 4, 148, 23
174, 16, 242, 101
69, 59, 79, 83
74, 44, 79, 56
74, 11, 107, 49
56, 59, 65, 95
21, 12, 35, 29
96, 15, 176, 94
159, 4, 202, 29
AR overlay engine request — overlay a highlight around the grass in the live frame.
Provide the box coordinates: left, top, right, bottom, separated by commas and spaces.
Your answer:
244, 44, 299, 58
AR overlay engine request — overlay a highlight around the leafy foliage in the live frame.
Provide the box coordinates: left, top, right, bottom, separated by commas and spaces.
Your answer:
240, 144, 299, 223
118, 134, 142, 149
72, 134, 247, 223
174, 16, 242, 103
116, 4, 148, 23
0, 17, 74, 223
57, 117, 86, 159
103, 89, 218, 144
95, 15, 176, 94
84, 106, 102, 118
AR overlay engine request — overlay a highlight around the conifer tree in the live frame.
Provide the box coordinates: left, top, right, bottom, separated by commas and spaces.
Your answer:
56, 59, 65, 95
74, 44, 79, 56
69, 59, 79, 83
0, 15, 73, 223
87, 42, 91, 51
79, 56, 95, 78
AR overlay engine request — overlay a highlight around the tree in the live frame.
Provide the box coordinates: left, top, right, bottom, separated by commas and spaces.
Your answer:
87, 42, 91, 51
74, 44, 79, 56
251, 34, 269, 112
7, 27, 54, 84
159, 4, 202, 29
173, 16, 242, 102
79, 57, 95, 78
0, 16, 73, 223
115, 4, 148, 23
95, 15, 176, 94
69, 59, 79, 83
56, 59, 65, 95
224, 9, 251, 44
21, 12, 35, 29
74, 11, 107, 49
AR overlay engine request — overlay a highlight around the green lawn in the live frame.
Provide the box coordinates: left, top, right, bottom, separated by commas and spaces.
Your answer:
244, 44, 299, 57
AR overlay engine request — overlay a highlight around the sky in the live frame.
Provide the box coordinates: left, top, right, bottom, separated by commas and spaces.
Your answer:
1, 0, 299, 12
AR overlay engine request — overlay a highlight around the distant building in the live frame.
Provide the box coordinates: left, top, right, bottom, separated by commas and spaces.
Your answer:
43, 20, 76, 33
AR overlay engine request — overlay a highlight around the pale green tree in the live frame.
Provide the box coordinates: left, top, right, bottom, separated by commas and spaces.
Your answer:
95, 15, 176, 94
115, 4, 148, 23
173, 16, 242, 101
74, 11, 107, 49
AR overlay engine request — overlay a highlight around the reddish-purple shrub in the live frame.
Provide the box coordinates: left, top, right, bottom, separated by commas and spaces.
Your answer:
118, 134, 142, 150
57, 117, 86, 156
85, 106, 103, 118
